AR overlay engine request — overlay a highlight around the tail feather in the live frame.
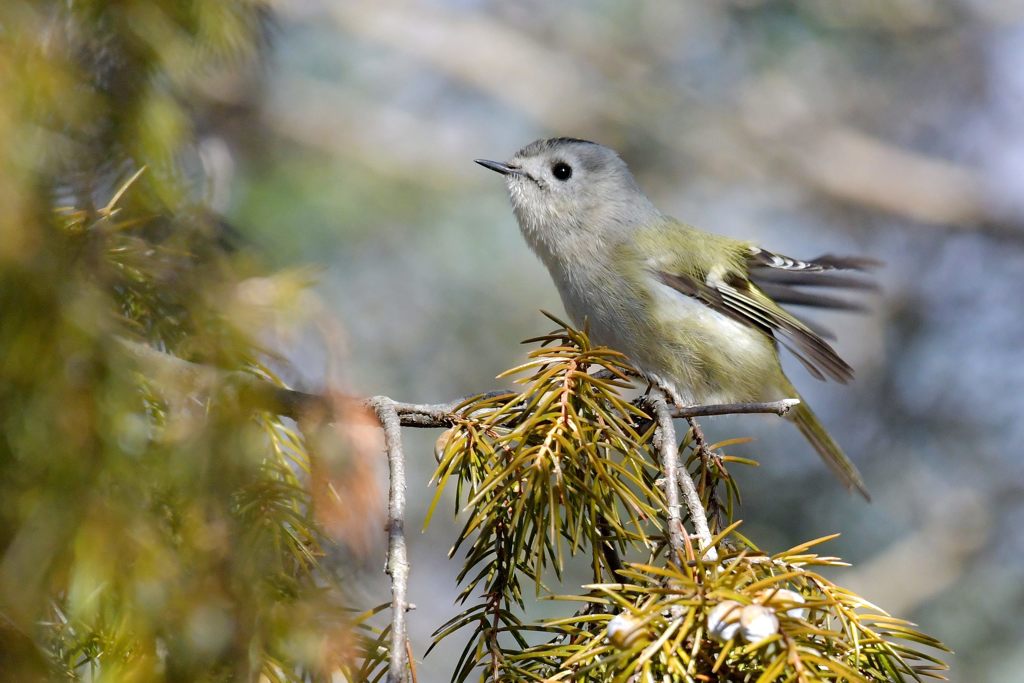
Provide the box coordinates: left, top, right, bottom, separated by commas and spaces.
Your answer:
789, 399, 869, 500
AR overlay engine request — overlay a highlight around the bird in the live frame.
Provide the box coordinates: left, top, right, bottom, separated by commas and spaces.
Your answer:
476, 137, 876, 499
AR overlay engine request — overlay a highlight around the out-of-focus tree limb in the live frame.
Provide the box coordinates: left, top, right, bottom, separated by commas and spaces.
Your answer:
301, 0, 1023, 240
322, 0, 613, 131
262, 76, 485, 189
842, 486, 992, 615
767, 125, 1014, 235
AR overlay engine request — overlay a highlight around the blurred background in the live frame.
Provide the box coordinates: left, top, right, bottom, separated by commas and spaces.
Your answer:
4, 0, 1024, 680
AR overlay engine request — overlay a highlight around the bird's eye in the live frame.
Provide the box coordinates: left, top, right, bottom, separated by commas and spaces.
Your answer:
551, 162, 572, 181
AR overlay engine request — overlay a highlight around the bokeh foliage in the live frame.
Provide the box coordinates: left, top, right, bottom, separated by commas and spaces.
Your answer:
429, 323, 948, 682
0, 2, 367, 680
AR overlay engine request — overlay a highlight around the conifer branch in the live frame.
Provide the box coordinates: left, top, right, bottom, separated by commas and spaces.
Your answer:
119, 336, 812, 674
114, 336, 948, 681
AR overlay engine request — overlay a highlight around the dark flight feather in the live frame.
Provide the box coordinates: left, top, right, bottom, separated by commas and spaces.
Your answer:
747, 248, 879, 313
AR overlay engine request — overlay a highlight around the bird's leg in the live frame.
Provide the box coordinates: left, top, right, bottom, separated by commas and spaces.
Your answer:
645, 372, 688, 410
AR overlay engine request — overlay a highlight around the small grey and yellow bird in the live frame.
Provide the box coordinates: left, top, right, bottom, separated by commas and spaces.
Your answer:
476, 137, 876, 498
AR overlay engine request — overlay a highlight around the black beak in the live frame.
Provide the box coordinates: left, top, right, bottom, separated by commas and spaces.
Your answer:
474, 159, 521, 176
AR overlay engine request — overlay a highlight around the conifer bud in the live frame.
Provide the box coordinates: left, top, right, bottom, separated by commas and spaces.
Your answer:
707, 600, 743, 642
434, 427, 456, 462
740, 604, 780, 643
607, 612, 647, 649
756, 587, 808, 620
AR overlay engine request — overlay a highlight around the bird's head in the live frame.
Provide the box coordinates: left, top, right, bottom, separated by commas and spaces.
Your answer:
476, 137, 659, 259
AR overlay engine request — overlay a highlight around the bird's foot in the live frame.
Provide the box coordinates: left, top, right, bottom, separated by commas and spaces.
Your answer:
645, 373, 688, 411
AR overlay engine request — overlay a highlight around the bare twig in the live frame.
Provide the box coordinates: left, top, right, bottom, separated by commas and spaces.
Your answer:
370, 397, 411, 683
651, 393, 688, 569
671, 398, 798, 419
651, 394, 719, 565
388, 395, 797, 427
390, 392, 513, 427
685, 417, 730, 531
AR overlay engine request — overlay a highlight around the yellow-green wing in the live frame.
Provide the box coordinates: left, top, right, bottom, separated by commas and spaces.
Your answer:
656, 265, 854, 384
636, 222, 858, 383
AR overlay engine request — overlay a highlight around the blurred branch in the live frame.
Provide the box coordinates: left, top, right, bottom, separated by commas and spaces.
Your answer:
768, 125, 1020, 237
843, 486, 991, 615
306, 0, 1023, 240
322, 0, 610, 131
734, 95, 1024, 240
370, 397, 411, 683
264, 75, 483, 188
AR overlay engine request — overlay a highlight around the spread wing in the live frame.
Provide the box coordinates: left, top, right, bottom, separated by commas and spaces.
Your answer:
746, 248, 880, 313
657, 260, 856, 384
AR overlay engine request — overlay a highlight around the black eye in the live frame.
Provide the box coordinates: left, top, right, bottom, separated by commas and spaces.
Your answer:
551, 162, 572, 181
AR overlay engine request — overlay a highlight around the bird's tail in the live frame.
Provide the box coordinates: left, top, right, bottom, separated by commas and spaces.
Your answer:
788, 398, 870, 500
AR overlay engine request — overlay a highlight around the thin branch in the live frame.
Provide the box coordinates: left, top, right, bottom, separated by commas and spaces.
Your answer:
671, 398, 799, 419
686, 417, 727, 530
651, 393, 688, 567
391, 392, 513, 427
387, 395, 799, 427
371, 397, 411, 683
120, 338, 796, 424
650, 394, 719, 563
596, 515, 624, 579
